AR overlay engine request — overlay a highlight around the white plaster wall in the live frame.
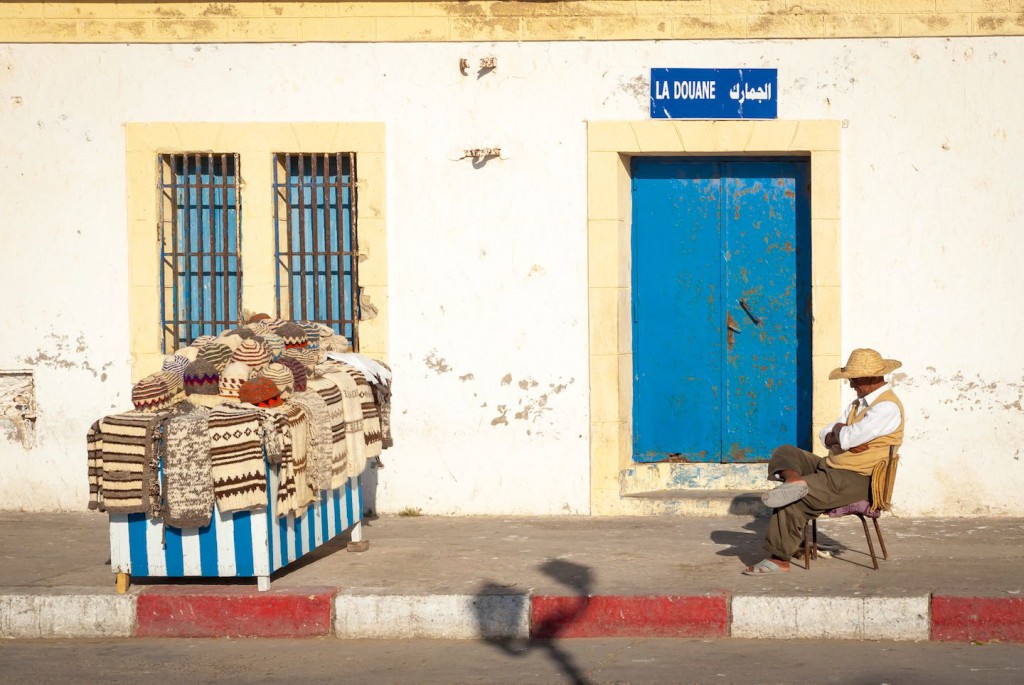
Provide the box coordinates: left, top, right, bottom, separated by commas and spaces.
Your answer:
0, 37, 1021, 515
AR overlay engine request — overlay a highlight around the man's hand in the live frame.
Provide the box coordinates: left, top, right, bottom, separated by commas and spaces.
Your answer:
849, 444, 869, 454
824, 423, 846, 448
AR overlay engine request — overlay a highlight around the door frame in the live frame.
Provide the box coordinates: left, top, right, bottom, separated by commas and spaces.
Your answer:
586, 120, 842, 515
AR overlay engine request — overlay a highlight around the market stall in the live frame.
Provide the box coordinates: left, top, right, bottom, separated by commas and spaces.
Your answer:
87, 318, 393, 592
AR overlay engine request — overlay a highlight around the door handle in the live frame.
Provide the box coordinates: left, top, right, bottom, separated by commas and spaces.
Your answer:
739, 298, 761, 326
727, 320, 742, 334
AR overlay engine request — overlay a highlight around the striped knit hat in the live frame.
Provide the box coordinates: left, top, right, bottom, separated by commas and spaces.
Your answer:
246, 313, 272, 324
260, 362, 295, 399
315, 322, 335, 339
278, 355, 308, 393
238, 376, 282, 407
157, 370, 185, 399
174, 346, 200, 362
246, 322, 272, 336
161, 354, 190, 379
232, 339, 271, 371
183, 358, 219, 396
190, 335, 216, 349
265, 318, 288, 332
226, 327, 258, 341
277, 322, 308, 350
259, 333, 285, 361
132, 374, 173, 412
299, 322, 321, 351
217, 332, 242, 352
283, 347, 318, 373
218, 361, 254, 400
320, 336, 352, 353
198, 342, 233, 372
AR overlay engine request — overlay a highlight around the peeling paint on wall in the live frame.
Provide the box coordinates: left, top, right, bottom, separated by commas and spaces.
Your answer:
0, 370, 37, 448
424, 350, 451, 374
893, 369, 1024, 417
18, 333, 112, 381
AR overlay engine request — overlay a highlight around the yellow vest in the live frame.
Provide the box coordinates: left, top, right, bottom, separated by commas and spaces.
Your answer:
825, 388, 904, 476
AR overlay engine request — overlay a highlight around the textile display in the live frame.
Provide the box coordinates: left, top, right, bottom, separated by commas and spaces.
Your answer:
290, 391, 334, 492
97, 411, 163, 515
306, 377, 349, 489
208, 405, 267, 514
162, 407, 214, 528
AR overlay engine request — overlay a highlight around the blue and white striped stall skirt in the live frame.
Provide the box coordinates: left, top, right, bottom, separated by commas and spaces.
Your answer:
109, 468, 362, 579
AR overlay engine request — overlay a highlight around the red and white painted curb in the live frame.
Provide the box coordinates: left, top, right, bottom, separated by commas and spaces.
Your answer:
2, 590, 1022, 642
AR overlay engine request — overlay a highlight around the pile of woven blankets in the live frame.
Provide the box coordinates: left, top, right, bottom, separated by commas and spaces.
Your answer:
86, 316, 393, 530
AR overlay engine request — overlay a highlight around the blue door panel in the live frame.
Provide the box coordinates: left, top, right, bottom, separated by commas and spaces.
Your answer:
631, 157, 811, 464
632, 161, 723, 462
722, 161, 812, 461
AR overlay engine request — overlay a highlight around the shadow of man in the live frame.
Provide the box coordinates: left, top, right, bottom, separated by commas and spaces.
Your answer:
475, 559, 594, 685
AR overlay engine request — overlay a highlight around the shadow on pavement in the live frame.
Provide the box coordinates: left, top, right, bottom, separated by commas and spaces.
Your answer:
475, 559, 594, 685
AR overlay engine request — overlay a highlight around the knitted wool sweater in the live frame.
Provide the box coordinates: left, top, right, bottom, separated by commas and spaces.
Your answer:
97, 411, 164, 515
162, 407, 214, 529
305, 377, 349, 490
289, 391, 335, 493
207, 405, 267, 514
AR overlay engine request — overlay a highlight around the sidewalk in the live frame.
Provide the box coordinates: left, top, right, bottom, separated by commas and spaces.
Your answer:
1, 512, 1022, 641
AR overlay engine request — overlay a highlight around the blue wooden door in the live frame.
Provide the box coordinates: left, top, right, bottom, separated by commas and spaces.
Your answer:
631, 158, 811, 463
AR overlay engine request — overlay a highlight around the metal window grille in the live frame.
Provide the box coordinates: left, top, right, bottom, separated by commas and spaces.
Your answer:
158, 153, 242, 352
273, 153, 359, 348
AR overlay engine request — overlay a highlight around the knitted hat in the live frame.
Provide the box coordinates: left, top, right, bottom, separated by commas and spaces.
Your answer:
259, 333, 285, 361
265, 318, 288, 332
315, 322, 335, 338
198, 342, 233, 372
190, 335, 216, 349
217, 332, 242, 352
246, 313, 272, 324
320, 336, 352, 353
277, 322, 308, 349
161, 354, 190, 379
299, 322, 321, 351
183, 358, 220, 396
260, 362, 295, 399
283, 347, 318, 372
219, 361, 254, 400
278, 355, 308, 392
232, 338, 271, 370
225, 327, 258, 341
132, 374, 173, 412
246, 322, 272, 336
157, 370, 185, 399
238, 376, 282, 407
174, 346, 200, 362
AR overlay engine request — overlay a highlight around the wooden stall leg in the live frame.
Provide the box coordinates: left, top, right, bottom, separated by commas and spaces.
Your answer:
347, 521, 370, 552
116, 573, 131, 594
257, 576, 271, 592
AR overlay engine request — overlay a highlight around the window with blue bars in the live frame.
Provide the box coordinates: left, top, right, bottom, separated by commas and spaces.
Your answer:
273, 153, 359, 349
158, 153, 241, 352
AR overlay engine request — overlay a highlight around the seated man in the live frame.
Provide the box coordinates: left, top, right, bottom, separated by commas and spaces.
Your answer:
743, 348, 905, 575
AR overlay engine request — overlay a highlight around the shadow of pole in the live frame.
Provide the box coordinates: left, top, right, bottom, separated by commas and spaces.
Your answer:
475, 559, 595, 685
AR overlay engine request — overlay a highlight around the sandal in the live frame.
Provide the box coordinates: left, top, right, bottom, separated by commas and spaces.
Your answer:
761, 481, 808, 508
742, 558, 791, 575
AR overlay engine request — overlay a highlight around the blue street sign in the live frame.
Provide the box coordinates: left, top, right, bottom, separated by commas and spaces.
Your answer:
650, 68, 778, 120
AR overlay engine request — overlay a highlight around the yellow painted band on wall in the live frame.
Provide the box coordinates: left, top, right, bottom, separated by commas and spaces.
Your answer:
3, 2, 1024, 42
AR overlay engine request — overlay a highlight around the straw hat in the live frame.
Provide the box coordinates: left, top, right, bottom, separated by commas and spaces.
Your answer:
829, 348, 902, 380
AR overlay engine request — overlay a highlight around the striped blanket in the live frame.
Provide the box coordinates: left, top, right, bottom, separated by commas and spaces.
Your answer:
290, 391, 335, 493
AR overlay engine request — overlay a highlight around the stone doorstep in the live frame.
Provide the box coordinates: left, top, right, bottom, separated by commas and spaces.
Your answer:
2, 590, 1022, 642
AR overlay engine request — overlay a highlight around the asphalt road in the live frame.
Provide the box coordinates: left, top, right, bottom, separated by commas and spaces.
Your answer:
1, 637, 1022, 685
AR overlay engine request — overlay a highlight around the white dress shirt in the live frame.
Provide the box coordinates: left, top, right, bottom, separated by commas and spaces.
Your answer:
818, 383, 902, 450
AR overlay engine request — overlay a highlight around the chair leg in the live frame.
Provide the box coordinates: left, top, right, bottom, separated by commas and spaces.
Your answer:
812, 518, 818, 560
802, 521, 812, 569
858, 514, 879, 570
872, 517, 888, 560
